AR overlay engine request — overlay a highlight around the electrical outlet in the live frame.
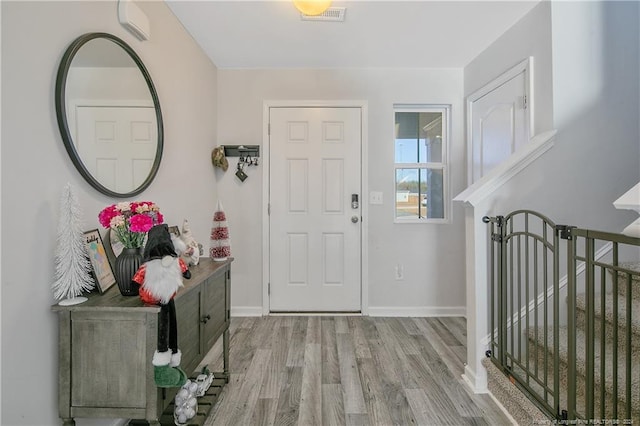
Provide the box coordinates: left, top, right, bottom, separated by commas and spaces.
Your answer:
395, 264, 404, 280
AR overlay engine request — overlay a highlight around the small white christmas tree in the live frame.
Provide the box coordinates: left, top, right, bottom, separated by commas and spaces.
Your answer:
52, 183, 94, 305
210, 200, 231, 261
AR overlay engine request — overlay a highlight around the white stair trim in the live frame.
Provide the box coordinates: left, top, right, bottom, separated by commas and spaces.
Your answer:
454, 130, 556, 206
614, 182, 640, 212
614, 182, 640, 237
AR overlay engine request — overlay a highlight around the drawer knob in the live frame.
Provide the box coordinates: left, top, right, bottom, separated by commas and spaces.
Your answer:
201, 314, 211, 324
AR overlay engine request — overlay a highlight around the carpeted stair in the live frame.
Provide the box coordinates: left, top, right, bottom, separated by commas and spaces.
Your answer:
485, 262, 640, 425
482, 357, 548, 425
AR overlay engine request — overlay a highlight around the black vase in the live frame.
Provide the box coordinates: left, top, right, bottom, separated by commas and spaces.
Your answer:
114, 247, 143, 296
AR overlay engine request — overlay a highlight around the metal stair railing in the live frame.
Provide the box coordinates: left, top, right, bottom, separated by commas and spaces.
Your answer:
567, 228, 639, 423
484, 210, 640, 424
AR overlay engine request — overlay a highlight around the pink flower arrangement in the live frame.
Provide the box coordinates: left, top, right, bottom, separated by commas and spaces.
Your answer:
98, 201, 164, 248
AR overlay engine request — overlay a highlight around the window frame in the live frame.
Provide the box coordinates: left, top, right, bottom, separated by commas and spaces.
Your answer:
393, 104, 450, 224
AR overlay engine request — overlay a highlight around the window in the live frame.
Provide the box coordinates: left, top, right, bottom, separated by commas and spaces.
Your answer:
394, 105, 449, 223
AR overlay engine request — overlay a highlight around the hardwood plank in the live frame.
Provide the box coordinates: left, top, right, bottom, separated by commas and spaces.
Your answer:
405, 387, 466, 425
336, 333, 367, 415
386, 317, 422, 355
273, 366, 303, 426
305, 316, 321, 345
373, 321, 422, 389
285, 317, 307, 367
356, 358, 395, 425
322, 384, 346, 426
428, 317, 465, 347
348, 317, 372, 360
251, 316, 278, 349
299, 343, 322, 425
440, 316, 467, 346
450, 345, 467, 365
227, 328, 254, 374
407, 353, 484, 419
345, 413, 370, 426
413, 318, 466, 376
204, 373, 245, 425
203, 317, 514, 426
367, 336, 417, 425
399, 316, 423, 336
321, 318, 341, 385
249, 398, 278, 426
335, 316, 349, 334
260, 320, 289, 399
359, 316, 381, 342
225, 348, 271, 426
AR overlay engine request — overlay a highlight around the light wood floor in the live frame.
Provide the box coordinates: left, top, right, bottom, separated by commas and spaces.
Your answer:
198, 316, 513, 426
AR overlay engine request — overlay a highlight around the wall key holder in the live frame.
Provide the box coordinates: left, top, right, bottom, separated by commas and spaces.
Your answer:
223, 145, 259, 159
224, 145, 259, 182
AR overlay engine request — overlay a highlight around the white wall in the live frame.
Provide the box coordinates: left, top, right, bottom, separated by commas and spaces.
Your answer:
484, 1, 639, 229
465, 0, 639, 230
459, 0, 640, 393
548, 0, 640, 229
216, 68, 467, 315
464, 0, 554, 137
1, 1, 218, 424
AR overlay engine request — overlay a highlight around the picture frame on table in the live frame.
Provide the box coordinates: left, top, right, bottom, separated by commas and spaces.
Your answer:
103, 228, 124, 267
168, 225, 180, 238
84, 229, 117, 294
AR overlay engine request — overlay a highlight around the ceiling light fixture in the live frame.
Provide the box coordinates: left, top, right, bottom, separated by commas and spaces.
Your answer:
293, 0, 332, 16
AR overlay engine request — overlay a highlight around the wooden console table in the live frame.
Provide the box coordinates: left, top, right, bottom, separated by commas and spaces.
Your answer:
52, 258, 231, 425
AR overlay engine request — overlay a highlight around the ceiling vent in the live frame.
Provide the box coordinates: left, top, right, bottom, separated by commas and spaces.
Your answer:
300, 7, 346, 22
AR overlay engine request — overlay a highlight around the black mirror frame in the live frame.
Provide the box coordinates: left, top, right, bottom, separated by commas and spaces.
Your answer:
55, 32, 164, 198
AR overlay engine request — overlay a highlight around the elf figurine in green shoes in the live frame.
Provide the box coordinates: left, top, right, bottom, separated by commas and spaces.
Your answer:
132, 224, 191, 388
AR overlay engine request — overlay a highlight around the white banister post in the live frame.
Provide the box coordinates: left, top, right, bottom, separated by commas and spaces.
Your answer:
454, 130, 556, 393
461, 202, 490, 393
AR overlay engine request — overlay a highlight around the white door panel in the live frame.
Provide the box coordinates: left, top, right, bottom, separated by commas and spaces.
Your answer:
469, 66, 529, 184
76, 106, 156, 193
269, 107, 361, 312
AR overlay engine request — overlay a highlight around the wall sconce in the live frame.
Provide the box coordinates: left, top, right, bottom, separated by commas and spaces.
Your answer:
293, 0, 332, 16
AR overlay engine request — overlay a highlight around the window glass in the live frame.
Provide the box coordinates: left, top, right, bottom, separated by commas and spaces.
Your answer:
395, 168, 444, 220
394, 107, 448, 222
395, 111, 443, 163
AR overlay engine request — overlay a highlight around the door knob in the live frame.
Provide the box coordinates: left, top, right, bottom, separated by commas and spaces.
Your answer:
351, 215, 359, 223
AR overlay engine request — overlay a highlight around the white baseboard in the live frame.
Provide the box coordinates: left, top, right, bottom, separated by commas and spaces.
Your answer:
367, 306, 466, 317
487, 390, 519, 425
231, 306, 466, 317
231, 306, 263, 317
461, 364, 488, 394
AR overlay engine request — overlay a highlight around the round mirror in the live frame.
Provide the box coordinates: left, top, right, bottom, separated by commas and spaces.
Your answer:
55, 32, 163, 197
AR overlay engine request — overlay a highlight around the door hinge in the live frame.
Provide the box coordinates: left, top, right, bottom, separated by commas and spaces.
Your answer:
268, 203, 271, 216
523, 95, 528, 110
491, 233, 503, 243
268, 282, 270, 296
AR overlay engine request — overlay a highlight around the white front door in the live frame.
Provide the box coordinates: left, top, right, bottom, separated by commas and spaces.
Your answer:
76, 106, 157, 193
269, 107, 362, 312
468, 60, 531, 184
